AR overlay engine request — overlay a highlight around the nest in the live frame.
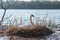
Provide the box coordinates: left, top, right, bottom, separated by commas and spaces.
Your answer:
4, 25, 53, 38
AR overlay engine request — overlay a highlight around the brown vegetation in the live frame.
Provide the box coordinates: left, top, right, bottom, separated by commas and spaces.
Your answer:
2, 14, 53, 38
3, 24, 53, 38
0, 13, 54, 40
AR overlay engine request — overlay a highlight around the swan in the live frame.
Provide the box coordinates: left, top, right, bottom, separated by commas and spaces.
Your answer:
16, 14, 35, 31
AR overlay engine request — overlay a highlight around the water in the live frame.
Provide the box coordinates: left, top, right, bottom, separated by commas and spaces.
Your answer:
0, 9, 60, 40
0, 36, 10, 40
47, 28, 60, 40
0, 9, 60, 25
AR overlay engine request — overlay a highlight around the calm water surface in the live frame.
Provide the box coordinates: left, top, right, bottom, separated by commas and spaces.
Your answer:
0, 9, 60, 25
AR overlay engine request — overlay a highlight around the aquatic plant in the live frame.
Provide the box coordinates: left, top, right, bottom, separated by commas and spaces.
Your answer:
48, 16, 57, 28
20, 16, 23, 25
3, 14, 53, 37
36, 19, 38, 25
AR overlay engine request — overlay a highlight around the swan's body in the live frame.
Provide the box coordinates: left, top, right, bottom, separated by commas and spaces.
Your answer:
16, 15, 35, 31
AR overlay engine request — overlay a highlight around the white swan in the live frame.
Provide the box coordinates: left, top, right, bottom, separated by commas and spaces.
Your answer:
17, 15, 34, 30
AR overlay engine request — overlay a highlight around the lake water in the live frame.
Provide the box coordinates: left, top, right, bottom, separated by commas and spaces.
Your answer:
0, 9, 60, 40
0, 9, 60, 25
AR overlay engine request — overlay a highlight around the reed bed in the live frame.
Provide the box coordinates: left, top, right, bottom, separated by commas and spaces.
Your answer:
3, 24, 53, 38
0, 14, 55, 40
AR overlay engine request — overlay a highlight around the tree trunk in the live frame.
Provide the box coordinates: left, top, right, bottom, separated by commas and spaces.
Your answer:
0, 10, 6, 25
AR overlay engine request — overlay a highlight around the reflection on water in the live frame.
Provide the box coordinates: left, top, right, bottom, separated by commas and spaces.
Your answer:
0, 9, 60, 40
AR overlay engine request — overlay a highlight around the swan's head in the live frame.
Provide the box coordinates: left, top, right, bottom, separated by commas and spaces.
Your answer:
30, 15, 34, 17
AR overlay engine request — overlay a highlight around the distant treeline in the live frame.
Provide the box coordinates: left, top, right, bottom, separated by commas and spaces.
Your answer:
0, 1, 60, 9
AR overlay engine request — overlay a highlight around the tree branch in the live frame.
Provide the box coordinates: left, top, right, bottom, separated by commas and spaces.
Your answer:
0, 0, 10, 25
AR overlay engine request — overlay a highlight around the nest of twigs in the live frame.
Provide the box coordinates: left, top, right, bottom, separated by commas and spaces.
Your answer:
4, 25, 53, 38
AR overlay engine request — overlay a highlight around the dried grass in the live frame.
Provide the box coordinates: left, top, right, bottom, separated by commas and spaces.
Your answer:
1, 14, 54, 38
3, 24, 53, 38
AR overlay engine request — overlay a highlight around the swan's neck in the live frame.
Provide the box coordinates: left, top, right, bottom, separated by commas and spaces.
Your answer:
30, 16, 33, 25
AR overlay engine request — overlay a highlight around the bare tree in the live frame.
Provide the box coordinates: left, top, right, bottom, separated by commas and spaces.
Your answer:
0, 0, 10, 25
